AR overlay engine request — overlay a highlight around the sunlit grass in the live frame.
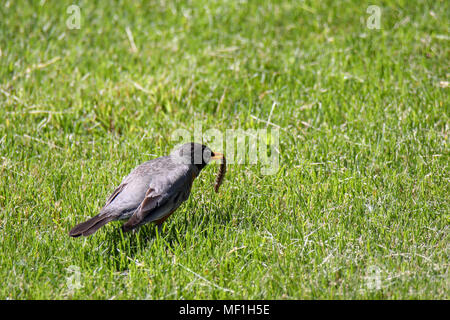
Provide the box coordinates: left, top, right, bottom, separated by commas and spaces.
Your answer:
0, 0, 448, 299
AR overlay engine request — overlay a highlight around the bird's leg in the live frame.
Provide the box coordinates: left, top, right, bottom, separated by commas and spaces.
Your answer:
154, 211, 174, 234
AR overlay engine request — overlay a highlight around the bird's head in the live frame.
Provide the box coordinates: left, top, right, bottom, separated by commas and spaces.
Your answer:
171, 142, 224, 172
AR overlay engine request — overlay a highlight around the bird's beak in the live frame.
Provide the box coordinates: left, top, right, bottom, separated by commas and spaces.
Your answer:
211, 152, 224, 160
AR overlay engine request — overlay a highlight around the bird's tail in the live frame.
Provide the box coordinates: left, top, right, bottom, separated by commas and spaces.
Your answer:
69, 214, 115, 237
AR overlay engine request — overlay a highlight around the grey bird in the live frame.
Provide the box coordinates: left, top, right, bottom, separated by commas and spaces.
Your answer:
69, 143, 225, 237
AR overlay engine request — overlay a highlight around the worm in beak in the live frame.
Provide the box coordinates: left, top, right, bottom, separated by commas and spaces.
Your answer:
211, 152, 226, 193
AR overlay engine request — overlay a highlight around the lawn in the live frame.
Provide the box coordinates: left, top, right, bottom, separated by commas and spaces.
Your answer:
0, 0, 448, 299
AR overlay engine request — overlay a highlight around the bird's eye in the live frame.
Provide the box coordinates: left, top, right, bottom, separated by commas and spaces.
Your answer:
203, 149, 212, 163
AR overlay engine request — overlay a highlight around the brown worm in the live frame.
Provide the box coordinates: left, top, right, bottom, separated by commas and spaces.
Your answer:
214, 155, 226, 193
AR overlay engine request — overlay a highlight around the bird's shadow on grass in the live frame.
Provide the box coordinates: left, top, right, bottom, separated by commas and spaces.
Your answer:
99, 203, 234, 266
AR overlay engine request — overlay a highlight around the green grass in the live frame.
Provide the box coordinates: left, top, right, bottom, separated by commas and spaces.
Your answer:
0, 0, 448, 299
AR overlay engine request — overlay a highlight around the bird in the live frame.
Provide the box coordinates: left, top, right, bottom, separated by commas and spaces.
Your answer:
69, 143, 225, 237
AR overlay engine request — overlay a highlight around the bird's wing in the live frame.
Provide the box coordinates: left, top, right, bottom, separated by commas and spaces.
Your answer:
122, 168, 195, 231
99, 157, 172, 217
136, 186, 168, 217
103, 183, 128, 208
